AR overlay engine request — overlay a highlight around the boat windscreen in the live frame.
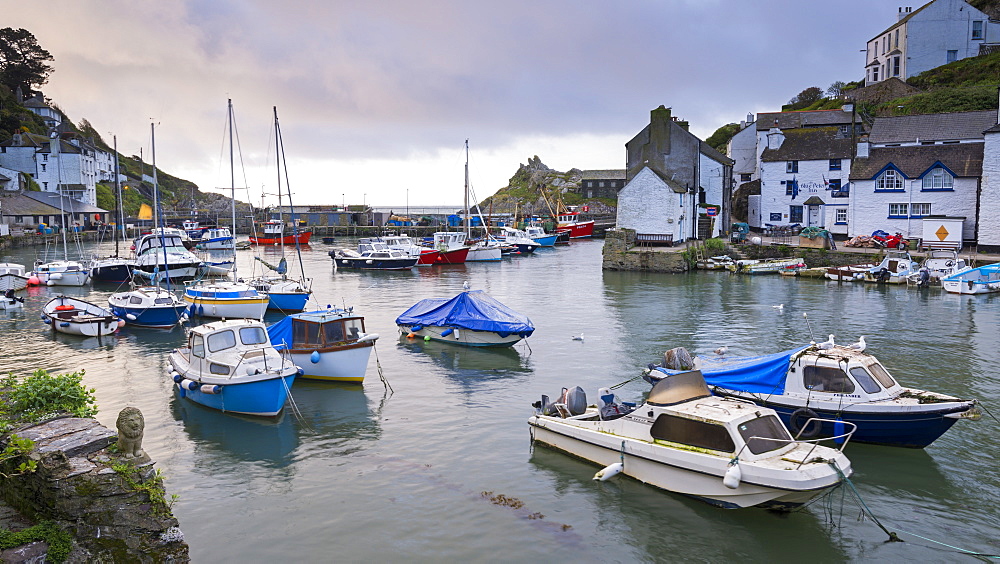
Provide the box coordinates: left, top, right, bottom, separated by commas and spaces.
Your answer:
647, 370, 711, 406
737, 415, 791, 455
293, 320, 321, 347
322, 320, 345, 344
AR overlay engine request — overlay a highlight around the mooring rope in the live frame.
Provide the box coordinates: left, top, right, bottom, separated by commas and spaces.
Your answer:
610, 373, 643, 390
372, 344, 393, 394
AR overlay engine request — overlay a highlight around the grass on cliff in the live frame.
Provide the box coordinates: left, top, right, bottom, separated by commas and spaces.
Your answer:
0, 369, 98, 430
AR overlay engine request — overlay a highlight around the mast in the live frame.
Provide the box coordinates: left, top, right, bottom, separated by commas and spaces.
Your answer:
275, 106, 306, 281
228, 99, 237, 275
274, 106, 284, 254
113, 135, 121, 257
54, 133, 69, 260
464, 139, 470, 238
151, 123, 159, 230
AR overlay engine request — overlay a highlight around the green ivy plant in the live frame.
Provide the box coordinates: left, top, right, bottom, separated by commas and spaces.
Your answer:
111, 464, 177, 517
0, 521, 73, 563
3, 369, 97, 423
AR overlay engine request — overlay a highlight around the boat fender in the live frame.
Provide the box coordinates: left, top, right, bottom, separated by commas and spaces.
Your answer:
411, 325, 423, 332
50, 273, 63, 280
171, 372, 184, 383
834, 417, 846, 445
27, 276, 40, 285
441, 328, 454, 337
296, 367, 304, 376
310, 350, 321, 363
789, 408, 821, 439
126, 313, 137, 321
723, 459, 742, 489
200, 384, 222, 394
453, 329, 460, 339
41, 316, 51, 324
357, 333, 379, 343
246, 366, 260, 375
180, 379, 199, 391
406, 333, 416, 339
424, 336, 431, 341
117, 320, 125, 328
593, 462, 623, 482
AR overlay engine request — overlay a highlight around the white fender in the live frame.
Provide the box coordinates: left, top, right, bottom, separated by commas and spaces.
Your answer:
593, 462, 623, 482
723, 461, 742, 489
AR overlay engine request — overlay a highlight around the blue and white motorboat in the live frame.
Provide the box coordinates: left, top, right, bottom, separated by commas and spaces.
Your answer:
644, 340, 980, 448
495, 227, 541, 254
941, 263, 1000, 295
268, 307, 379, 382
108, 286, 188, 328
250, 275, 311, 312
396, 289, 534, 347
863, 250, 919, 283
330, 240, 419, 270
524, 225, 559, 247
168, 319, 300, 416
183, 279, 270, 320
41, 295, 122, 337
195, 227, 235, 251
133, 231, 203, 283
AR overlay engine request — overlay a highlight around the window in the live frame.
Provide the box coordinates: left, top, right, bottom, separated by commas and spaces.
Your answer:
344, 318, 364, 340
789, 205, 803, 223
43, 182, 48, 189
911, 203, 932, 216
803, 365, 856, 394
208, 330, 237, 352
892, 56, 900, 77
586, 181, 593, 188
947, 50, 958, 63
293, 320, 321, 347
786, 160, 798, 173
889, 203, 908, 217
894, 29, 899, 48
598, 181, 605, 188
829, 159, 842, 171
191, 335, 205, 358
740, 173, 752, 182
867, 362, 898, 388
41, 164, 46, 172
650, 414, 736, 453
209, 363, 230, 375
323, 321, 346, 344
836, 208, 848, 223
873, 66, 880, 81
849, 367, 883, 394
922, 168, 953, 190
737, 415, 791, 455
973, 20, 984, 40
876, 168, 904, 190
240, 326, 267, 345
830, 179, 849, 198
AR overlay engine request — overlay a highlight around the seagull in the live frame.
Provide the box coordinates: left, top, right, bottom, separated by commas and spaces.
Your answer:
571, 333, 584, 341
463, 281, 470, 290
714, 346, 728, 356
816, 334, 836, 350
772, 304, 784, 310
846, 336, 867, 352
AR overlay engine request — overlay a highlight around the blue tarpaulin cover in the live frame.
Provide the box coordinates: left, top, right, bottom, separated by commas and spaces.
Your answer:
395, 290, 534, 336
654, 346, 807, 394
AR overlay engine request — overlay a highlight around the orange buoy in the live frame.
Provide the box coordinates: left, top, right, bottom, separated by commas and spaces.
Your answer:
55, 304, 75, 311
407, 333, 416, 338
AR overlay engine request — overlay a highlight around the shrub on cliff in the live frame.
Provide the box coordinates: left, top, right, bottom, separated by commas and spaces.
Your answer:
1, 369, 98, 425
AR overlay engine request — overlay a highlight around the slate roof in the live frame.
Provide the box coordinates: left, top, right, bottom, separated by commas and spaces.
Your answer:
700, 143, 733, 165
868, 110, 997, 144
760, 127, 853, 162
645, 166, 688, 194
6, 191, 107, 215
985, 123, 1000, 134
849, 143, 984, 180
756, 109, 858, 131
580, 169, 626, 180
869, 0, 932, 40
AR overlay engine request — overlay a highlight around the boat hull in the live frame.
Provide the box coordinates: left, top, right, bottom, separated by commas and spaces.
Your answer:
710, 391, 973, 448
465, 246, 502, 262
398, 324, 524, 347
249, 231, 312, 246
333, 256, 418, 270
559, 221, 594, 239
110, 305, 186, 328
427, 246, 469, 265
134, 264, 202, 283
290, 344, 374, 382
530, 234, 559, 247
184, 296, 270, 319
176, 374, 296, 417
266, 291, 311, 312
528, 417, 845, 509
42, 297, 120, 337
91, 261, 136, 283
0, 274, 29, 292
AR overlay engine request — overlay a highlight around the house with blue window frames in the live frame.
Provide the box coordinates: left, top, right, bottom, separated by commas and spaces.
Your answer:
848, 110, 994, 242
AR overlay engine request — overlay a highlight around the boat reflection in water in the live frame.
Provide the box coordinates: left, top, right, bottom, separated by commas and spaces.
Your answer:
287, 381, 382, 455
398, 338, 532, 382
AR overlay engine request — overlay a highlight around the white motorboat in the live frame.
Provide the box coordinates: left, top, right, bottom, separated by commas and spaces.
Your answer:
183, 279, 269, 320
195, 227, 234, 251
268, 307, 378, 382
863, 250, 919, 283
495, 226, 541, 254
0, 263, 30, 292
941, 263, 1000, 294
133, 231, 203, 282
825, 262, 878, 282
523, 225, 559, 247
108, 285, 188, 328
1, 289, 25, 310
41, 295, 122, 337
907, 250, 967, 286
528, 371, 854, 509
32, 259, 91, 286
727, 257, 805, 275
168, 318, 300, 417
331, 240, 419, 270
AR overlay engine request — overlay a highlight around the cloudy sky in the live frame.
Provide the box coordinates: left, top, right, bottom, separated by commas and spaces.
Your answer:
8, 1, 902, 207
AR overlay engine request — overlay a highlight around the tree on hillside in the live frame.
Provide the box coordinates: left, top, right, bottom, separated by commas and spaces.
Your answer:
786, 86, 824, 110
826, 81, 847, 98
705, 122, 741, 152
0, 28, 54, 97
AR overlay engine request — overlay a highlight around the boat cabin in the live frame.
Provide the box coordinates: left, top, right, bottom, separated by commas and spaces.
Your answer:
357, 240, 408, 258
136, 234, 187, 256
871, 250, 917, 274
783, 348, 901, 401
263, 220, 284, 236
645, 371, 795, 460
289, 313, 368, 351
433, 232, 467, 251
181, 320, 279, 377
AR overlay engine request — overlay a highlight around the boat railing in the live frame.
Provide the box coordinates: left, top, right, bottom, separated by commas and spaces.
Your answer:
738, 418, 857, 469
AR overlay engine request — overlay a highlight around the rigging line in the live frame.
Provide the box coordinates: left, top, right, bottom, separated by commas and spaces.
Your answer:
828, 461, 901, 543
279, 372, 312, 433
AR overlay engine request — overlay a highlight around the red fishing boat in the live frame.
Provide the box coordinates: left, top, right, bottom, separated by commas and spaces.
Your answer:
250, 220, 312, 245
556, 207, 594, 239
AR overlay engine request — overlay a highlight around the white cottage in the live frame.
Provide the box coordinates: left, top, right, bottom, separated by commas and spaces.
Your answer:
976, 122, 1000, 252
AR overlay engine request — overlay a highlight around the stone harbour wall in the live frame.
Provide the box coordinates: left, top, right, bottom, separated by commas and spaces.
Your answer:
0, 416, 189, 563
601, 228, 689, 273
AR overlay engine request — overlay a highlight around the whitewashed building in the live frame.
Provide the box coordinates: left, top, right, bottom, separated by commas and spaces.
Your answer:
976, 121, 1000, 252
0, 133, 99, 206
617, 106, 733, 241
848, 110, 995, 242
865, 0, 1000, 86
758, 127, 853, 235
727, 114, 758, 187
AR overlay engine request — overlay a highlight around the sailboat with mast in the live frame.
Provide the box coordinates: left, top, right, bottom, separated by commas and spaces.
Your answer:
91, 135, 137, 282
182, 100, 269, 320
461, 140, 502, 262
248, 106, 312, 312
31, 134, 91, 286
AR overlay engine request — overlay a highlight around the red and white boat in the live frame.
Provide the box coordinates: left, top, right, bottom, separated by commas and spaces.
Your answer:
556, 207, 594, 239
382, 234, 468, 265
250, 220, 312, 246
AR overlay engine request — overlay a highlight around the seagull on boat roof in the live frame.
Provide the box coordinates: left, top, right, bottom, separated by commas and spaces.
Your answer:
714, 346, 728, 356
845, 336, 867, 352
816, 334, 835, 350
571, 332, 584, 341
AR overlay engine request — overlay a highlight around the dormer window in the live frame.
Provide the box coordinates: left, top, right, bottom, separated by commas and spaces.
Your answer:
876, 168, 903, 190
922, 167, 954, 190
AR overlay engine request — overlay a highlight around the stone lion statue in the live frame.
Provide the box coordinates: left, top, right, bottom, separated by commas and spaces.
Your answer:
116, 407, 145, 459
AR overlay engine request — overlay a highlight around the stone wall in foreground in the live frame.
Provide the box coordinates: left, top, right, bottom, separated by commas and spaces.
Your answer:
601, 228, 689, 273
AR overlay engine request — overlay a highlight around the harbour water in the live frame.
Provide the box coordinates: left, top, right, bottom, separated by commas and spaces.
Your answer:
1, 240, 997, 561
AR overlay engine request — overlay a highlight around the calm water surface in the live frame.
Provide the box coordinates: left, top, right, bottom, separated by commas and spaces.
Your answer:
1, 240, 997, 562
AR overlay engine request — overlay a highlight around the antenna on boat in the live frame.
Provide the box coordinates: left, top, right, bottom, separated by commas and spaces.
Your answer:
802, 312, 816, 343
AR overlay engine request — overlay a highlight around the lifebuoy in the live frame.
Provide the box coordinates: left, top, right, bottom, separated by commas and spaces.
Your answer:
55, 304, 75, 311
789, 408, 821, 439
